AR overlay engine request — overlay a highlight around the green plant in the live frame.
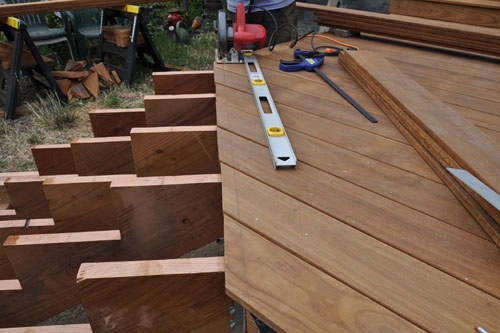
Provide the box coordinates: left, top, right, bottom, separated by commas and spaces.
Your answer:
27, 92, 77, 130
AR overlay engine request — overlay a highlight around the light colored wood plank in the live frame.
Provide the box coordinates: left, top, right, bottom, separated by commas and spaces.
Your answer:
0, 230, 121, 326
144, 93, 216, 127
222, 166, 500, 331
110, 174, 223, 260
71, 137, 135, 176
152, 70, 214, 95
4, 176, 51, 219
0, 279, 21, 291
78, 257, 231, 332
0, 324, 92, 333
31, 144, 77, 176
131, 126, 220, 176
225, 218, 424, 332
89, 108, 146, 137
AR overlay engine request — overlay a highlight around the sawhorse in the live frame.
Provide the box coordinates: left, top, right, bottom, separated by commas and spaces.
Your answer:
96, 5, 167, 85
0, 17, 66, 119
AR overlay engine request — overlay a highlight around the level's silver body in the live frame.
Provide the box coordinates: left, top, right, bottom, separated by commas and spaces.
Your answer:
243, 52, 297, 169
447, 168, 500, 210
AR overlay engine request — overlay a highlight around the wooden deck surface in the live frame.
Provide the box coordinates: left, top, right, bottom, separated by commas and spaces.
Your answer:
215, 34, 500, 332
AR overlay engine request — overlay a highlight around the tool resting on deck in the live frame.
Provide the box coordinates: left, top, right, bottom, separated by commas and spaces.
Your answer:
280, 49, 378, 123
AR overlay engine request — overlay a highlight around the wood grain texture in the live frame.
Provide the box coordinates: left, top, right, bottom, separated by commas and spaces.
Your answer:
77, 257, 231, 333
390, 0, 500, 28
89, 108, 146, 137
222, 166, 500, 331
225, 218, 424, 332
152, 70, 214, 95
110, 174, 223, 260
0, 219, 54, 280
4, 176, 51, 219
338, 50, 500, 245
215, 33, 500, 331
0, 324, 92, 333
297, 3, 500, 57
131, 126, 220, 176
31, 144, 77, 176
144, 93, 216, 127
42, 175, 136, 232
1, 230, 121, 327
71, 137, 135, 176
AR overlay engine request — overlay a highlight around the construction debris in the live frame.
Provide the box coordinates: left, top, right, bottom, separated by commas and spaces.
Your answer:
54, 60, 121, 103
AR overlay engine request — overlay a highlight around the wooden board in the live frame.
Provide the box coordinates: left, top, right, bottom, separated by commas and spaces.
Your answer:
225, 218, 424, 332
0, 218, 54, 280
4, 176, 51, 219
131, 126, 220, 177
71, 137, 135, 176
31, 144, 77, 176
1, 230, 121, 327
77, 257, 232, 332
110, 174, 223, 260
390, 0, 500, 28
152, 70, 215, 95
0, 324, 92, 333
297, 3, 500, 57
42, 175, 136, 232
338, 50, 500, 245
89, 108, 146, 137
215, 35, 500, 331
144, 93, 216, 127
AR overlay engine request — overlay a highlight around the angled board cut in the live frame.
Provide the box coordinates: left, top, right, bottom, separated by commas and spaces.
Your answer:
77, 257, 232, 332
144, 93, 216, 127
31, 144, 77, 176
4, 176, 51, 219
0, 230, 121, 327
131, 126, 220, 177
89, 108, 146, 137
110, 174, 223, 260
152, 70, 215, 95
71, 137, 135, 176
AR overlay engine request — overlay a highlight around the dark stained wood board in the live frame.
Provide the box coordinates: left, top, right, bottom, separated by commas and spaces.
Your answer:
77, 257, 232, 332
215, 34, 500, 331
390, 0, 500, 28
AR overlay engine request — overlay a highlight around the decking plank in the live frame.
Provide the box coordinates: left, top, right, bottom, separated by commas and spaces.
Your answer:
77, 257, 232, 332
89, 108, 146, 137
144, 93, 216, 127
152, 70, 215, 95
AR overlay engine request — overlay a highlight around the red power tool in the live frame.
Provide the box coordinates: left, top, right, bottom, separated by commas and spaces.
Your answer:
216, 3, 266, 63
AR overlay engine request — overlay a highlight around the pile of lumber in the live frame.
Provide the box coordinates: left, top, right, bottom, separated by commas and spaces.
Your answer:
0, 70, 237, 331
296, 3, 500, 58
390, 0, 500, 28
338, 50, 500, 247
52, 60, 121, 103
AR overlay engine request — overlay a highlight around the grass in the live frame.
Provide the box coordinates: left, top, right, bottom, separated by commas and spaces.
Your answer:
0, 3, 217, 173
